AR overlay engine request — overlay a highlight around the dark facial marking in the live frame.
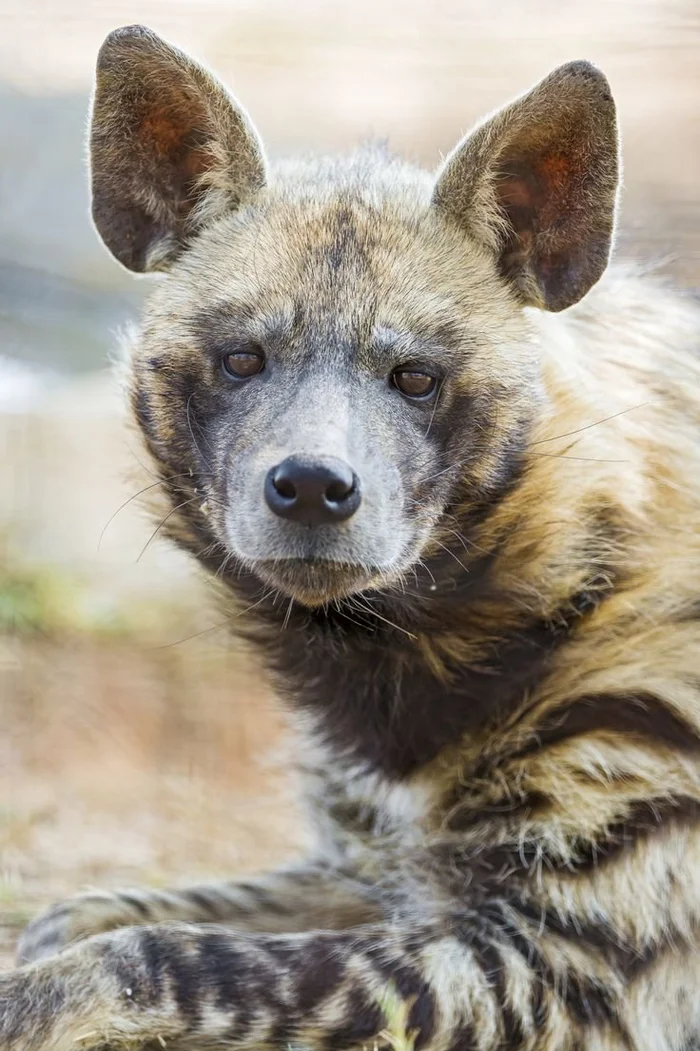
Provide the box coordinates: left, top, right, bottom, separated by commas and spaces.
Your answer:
317, 204, 372, 277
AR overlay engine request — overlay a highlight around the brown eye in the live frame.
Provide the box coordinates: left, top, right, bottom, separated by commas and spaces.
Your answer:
392, 368, 438, 400
221, 350, 265, 380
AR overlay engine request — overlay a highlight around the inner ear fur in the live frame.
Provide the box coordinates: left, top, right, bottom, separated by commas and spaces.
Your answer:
90, 24, 267, 273
432, 61, 620, 312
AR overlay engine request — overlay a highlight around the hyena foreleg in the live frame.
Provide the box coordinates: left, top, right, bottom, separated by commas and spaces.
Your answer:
1, 911, 635, 1051
16, 860, 380, 965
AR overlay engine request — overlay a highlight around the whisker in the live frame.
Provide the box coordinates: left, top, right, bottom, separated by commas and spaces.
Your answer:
530, 452, 629, 463
334, 602, 373, 632
350, 596, 417, 640
214, 550, 235, 581
124, 441, 162, 482
152, 586, 277, 649
186, 393, 214, 471
98, 469, 210, 550
424, 381, 443, 439
135, 497, 198, 563
98, 479, 168, 550
152, 618, 236, 650
282, 596, 295, 629
430, 538, 469, 574
438, 525, 474, 554
423, 461, 462, 484
416, 558, 436, 585
532, 403, 648, 446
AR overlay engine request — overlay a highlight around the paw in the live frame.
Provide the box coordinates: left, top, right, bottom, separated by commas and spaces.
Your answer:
0, 970, 33, 1050
2, 935, 138, 1051
6, 926, 187, 1051
0, 964, 80, 1051
16, 891, 137, 965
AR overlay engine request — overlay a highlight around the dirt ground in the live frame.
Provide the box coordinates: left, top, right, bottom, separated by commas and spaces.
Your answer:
0, 635, 306, 970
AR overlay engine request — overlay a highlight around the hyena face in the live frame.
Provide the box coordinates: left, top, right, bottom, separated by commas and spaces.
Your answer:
90, 26, 618, 605
128, 188, 540, 604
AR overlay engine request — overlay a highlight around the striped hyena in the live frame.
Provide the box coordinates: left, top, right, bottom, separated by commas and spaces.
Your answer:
2, 22, 700, 1051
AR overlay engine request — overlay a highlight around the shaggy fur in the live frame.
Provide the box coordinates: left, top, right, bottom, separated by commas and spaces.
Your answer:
2, 23, 700, 1051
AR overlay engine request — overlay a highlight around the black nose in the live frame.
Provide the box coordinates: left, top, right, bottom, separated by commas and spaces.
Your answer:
265, 455, 361, 526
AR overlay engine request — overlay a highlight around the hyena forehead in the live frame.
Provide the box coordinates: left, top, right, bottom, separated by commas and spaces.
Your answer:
163, 154, 502, 311
154, 161, 524, 368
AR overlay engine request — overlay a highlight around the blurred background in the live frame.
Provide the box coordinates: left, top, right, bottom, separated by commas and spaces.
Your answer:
1, 0, 699, 968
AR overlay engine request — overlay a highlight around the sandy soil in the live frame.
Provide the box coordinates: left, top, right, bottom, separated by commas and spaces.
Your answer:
0, 636, 306, 969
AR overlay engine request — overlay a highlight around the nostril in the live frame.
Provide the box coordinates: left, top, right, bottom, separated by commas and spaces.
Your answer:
272, 473, 297, 500
325, 475, 356, 504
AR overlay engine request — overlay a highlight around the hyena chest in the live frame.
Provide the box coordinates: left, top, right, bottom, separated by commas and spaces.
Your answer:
313, 761, 440, 851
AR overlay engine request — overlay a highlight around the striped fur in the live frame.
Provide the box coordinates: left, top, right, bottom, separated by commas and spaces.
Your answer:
2, 24, 700, 1051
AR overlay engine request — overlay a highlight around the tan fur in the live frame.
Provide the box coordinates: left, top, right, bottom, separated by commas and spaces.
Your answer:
1, 24, 699, 1051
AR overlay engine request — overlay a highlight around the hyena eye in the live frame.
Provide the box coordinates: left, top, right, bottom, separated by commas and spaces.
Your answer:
392, 368, 438, 400
221, 349, 265, 380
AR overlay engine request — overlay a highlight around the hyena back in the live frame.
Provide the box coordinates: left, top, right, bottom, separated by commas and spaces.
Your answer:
2, 23, 700, 1051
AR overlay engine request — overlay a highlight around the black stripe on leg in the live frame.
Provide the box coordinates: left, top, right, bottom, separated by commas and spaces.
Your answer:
567, 796, 700, 871
168, 950, 204, 1028
469, 933, 526, 1048
292, 938, 347, 1015
136, 929, 203, 1028
454, 912, 552, 1031
197, 931, 271, 1042
236, 882, 291, 915
366, 952, 436, 1050
118, 928, 168, 1006
184, 888, 232, 919
477, 905, 632, 1046
510, 898, 684, 983
120, 893, 151, 918
442, 1022, 481, 1051
322, 987, 384, 1051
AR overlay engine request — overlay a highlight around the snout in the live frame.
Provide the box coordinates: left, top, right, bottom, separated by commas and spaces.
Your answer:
223, 438, 410, 604
264, 455, 361, 526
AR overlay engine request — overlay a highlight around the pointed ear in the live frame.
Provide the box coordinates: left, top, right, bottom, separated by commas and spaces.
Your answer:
432, 61, 619, 312
89, 25, 267, 273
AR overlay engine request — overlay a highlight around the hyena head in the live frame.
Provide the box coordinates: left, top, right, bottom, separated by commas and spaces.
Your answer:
90, 26, 619, 606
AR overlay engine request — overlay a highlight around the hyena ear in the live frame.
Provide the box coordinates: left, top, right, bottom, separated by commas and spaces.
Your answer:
432, 61, 619, 311
89, 25, 267, 273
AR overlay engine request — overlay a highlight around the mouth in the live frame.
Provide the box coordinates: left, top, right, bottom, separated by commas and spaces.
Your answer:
252, 558, 382, 605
